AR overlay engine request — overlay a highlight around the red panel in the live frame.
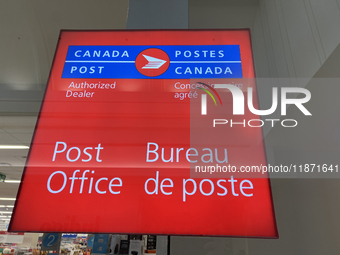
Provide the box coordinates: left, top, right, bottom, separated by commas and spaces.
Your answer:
9, 30, 277, 238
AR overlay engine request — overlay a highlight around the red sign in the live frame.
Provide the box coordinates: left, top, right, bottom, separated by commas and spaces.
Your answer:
10, 30, 277, 238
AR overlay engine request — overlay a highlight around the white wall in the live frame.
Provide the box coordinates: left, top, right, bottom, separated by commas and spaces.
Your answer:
169, 1, 340, 254
252, 0, 340, 79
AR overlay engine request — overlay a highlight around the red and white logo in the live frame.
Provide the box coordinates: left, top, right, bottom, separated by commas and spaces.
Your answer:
142, 55, 167, 69
135, 48, 170, 77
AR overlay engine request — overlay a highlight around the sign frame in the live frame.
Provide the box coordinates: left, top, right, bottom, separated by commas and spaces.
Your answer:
9, 29, 278, 238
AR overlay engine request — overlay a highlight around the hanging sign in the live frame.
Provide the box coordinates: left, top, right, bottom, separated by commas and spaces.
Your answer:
10, 30, 277, 238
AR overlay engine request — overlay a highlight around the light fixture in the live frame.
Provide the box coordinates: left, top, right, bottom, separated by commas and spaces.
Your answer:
0, 215, 7, 218
0, 198, 16, 201
0, 212, 12, 214
4, 180, 21, 183
0, 163, 11, 166
0, 145, 29, 149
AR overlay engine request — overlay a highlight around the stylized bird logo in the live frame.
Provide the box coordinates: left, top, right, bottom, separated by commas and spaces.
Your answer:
142, 55, 167, 69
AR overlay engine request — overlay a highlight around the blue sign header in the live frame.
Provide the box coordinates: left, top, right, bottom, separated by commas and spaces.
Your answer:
62, 45, 243, 79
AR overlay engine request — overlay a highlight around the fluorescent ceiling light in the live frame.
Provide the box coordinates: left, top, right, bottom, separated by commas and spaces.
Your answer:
0, 145, 29, 149
0, 215, 8, 218
0, 212, 12, 214
0, 205, 14, 208
4, 180, 21, 183
0, 198, 16, 201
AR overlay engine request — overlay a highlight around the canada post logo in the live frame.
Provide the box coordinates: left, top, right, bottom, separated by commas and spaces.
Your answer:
62, 45, 243, 79
135, 48, 170, 77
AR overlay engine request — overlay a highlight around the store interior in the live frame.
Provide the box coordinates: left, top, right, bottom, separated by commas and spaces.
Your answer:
0, 233, 157, 255
1, 0, 340, 255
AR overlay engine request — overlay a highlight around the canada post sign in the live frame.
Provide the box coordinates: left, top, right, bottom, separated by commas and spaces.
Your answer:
62, 45, 242, 79
10, 30, 278, 238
